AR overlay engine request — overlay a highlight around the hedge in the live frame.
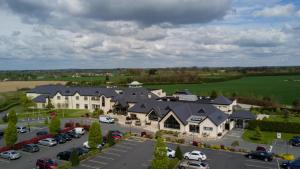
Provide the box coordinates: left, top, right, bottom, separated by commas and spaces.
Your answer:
247, 120, 300, 134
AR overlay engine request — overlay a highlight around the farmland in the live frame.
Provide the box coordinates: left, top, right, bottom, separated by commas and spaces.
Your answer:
0, 81, 66, 93
145, 75, 300, 105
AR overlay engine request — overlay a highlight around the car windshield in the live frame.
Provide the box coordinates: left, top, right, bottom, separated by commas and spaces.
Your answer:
48, 159, 56, 164
10, 152, 17, 154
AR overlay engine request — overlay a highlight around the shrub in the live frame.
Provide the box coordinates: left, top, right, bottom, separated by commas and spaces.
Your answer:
231, 141, 240, 147
175, 146, 183, 160
70, 149, 80, 166
210, 145, 221, 150
168, 158, 179, 169
281, 154, 295, 161
2, 115, 8, 123
79, 149, 100, 161
220, 145, 225, 150
176, 139, 185, 144
57, 161, 72, 169
107, 131, 115, 146
247, 120, 300, 134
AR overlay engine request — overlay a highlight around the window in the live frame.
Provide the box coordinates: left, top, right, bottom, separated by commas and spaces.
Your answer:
148, 111, 158, 121
42, 104, 45, 108
164, 115, 180, 129
102, 97, 105, 107
76, 96, 79, 100
204, 127, 213, 131
76, 104, 80, 109
189, 125, 200, 133
84, 104, 88, 109
65, 96, 69, 100
57, 103, 61, 109
57, 96, 61, 100
65, 104, 69, 108
84, 96, 88, 101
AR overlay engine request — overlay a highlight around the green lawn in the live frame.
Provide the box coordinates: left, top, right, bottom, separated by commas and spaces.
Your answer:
242, 129, 298, 144
145, 75, 300, 105
266, 115, 300, 123
16, 109, 90, 119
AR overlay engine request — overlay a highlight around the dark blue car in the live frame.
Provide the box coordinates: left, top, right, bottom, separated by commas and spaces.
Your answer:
289, 137, 300, 147
281, 159, 300, 169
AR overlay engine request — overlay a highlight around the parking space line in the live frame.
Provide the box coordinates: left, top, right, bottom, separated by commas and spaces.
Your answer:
109, 148, 127, 153
95, 156, 114, 160
114, 144, 133, 149
126, 139, 144, 143
81, 164, 101, 169
245, 164, 275, 169
89, 159, 108, 165
0, 158, 10, 163
245, 160, 277, 166
121, 142, 136, 146
102, 151, 121, 156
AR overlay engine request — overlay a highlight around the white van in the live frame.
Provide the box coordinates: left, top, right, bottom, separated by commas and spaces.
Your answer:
73, 127, 85, 135
99, 115, 114, 123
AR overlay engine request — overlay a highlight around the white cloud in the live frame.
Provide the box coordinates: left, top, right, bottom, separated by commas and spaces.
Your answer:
253, 4, 295, 17
297, 11, 300, 17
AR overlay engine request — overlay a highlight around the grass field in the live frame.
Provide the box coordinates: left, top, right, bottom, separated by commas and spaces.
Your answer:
242, 129, 298, 144
266, 115, 300, 123
145, 75, 300, 105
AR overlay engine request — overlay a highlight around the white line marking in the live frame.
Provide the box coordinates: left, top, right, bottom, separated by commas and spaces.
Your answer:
109, 148, 127, 153
121, 142, 136, 146
245, 164, 275, 169
276, 159, 280, 169
89, 159, 107, 165
102, 151, 121, 156
95, 156, 114, 160
114, 144, 133, 149
81, 164, 101, 169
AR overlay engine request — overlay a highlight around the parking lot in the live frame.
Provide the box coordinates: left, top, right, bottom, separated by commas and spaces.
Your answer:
0, 120, 285, 169
76, 137, 153, 169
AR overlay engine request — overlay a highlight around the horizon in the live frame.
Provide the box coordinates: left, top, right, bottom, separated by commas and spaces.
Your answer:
0, 0, 300, 69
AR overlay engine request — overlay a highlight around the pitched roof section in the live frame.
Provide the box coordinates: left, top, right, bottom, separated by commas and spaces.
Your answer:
128, 100, 228, 126
27, 85, 118, 98
32, 95, 47, 103
211, 96, 233, 105
229, 111, 256, 120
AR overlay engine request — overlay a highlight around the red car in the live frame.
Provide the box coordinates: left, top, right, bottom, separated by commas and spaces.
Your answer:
36, 158, 58, 169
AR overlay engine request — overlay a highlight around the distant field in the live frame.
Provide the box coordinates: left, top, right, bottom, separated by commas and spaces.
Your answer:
0, 81, 66, 92
145, 75, 300, 105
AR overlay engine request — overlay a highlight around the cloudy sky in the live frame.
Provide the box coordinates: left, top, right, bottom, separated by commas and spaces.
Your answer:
0, 0, 299, 70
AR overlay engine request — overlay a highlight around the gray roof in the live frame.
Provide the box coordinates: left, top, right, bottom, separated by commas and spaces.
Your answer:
32, 95, 47, 103
27, 85, 118, 98
229, 111, 256, 120
129, 100, 228, 126
211, 96, 233, 105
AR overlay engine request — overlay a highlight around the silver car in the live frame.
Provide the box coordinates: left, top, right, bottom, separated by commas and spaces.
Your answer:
38, 138, 57, 146
0, 150, 21, 160
17, 126, 27, 133
178, 160, 209, 169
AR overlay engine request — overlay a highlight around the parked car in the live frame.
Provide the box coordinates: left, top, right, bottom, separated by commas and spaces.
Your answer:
290, 137, 300, 147
184, 151, 207, 161
36, 131, 48, 136
72, 147, 89, 156
57, 151, 71, 161
66, 130, 81, 138
111, 130, 123, 137
54, 134, 67, 144
36, 158, 58, 169
17, 126, 27, 133
167, 147, 176, 158
73, 127, 85, 135
38, 138, 57, 146
83, 141, 102, 149
0, 130, 4, 137
245, 151, 273, 162
178, 160, 209, 169
256, 146, 267, 152
0, 150, 21, 160
281, 158, 300, 169
99, 115, 114, 123
23, 144, 40, 153
61, 133, 72, 141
